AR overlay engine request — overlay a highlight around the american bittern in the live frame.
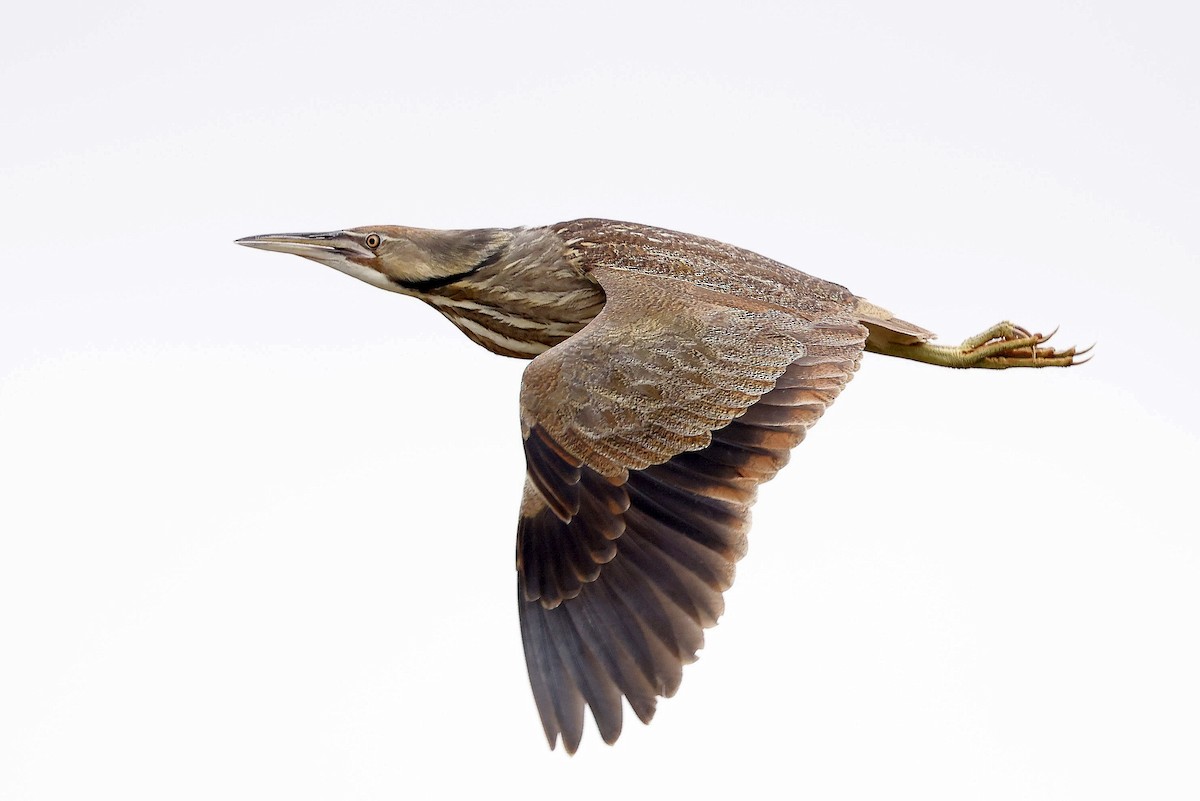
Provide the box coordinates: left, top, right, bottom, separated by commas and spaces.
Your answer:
237, 218, 1083, 753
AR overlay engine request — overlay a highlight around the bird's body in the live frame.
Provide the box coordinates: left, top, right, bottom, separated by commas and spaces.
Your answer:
237, 218, 1083, 753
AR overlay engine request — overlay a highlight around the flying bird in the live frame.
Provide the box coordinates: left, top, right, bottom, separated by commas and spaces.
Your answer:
237, 218, 1083, 753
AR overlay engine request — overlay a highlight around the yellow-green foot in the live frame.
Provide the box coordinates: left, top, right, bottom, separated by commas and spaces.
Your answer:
878, 321, 1090, 369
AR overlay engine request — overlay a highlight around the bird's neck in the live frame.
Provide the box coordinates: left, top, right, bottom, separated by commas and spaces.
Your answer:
419, 227, 606, 359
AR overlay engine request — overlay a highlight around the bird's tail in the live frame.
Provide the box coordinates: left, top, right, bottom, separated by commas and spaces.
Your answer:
854, 297, 936, 351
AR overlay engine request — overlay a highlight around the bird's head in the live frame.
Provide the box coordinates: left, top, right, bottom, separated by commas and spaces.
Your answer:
235, 226, 511, 294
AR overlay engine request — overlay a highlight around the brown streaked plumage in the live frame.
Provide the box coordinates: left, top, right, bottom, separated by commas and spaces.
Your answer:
236, 218, 1085, 753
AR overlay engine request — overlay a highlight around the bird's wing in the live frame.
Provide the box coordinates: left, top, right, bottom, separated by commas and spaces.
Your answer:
516, 263, 867, 752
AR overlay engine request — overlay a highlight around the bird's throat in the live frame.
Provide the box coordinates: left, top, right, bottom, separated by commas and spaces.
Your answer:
388, 247, 507, 293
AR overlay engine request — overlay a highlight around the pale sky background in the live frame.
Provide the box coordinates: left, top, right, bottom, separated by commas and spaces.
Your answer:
2, 1, 1197, 798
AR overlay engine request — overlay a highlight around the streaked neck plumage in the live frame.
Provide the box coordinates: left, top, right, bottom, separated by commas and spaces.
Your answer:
402, 227, 606, 358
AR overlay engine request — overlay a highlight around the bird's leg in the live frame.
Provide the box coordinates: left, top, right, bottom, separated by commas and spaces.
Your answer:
870, 321, 1088, 369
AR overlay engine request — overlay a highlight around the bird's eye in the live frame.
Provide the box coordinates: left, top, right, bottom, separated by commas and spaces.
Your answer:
365, 233, 381, 249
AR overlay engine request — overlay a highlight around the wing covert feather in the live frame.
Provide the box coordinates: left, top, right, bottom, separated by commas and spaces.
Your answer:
520, 266, 820, 481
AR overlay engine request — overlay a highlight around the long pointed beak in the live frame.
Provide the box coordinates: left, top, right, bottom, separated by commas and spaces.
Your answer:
235, 231, 373, 259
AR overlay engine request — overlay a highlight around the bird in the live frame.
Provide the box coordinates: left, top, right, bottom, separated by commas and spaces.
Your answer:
236, 218, 1084, 753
